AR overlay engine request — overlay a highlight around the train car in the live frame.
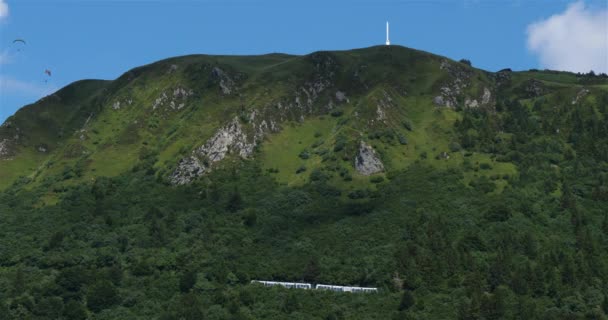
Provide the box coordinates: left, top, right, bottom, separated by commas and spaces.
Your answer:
315, 284, 378, 293
315, 284, 345, 292
250, 280, 312, 289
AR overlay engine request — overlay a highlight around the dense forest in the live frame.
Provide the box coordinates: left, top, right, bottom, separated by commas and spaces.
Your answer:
0, 46, 607, 319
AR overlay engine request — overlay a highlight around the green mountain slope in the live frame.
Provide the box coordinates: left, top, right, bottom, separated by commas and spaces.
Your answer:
1, 45, 608, 319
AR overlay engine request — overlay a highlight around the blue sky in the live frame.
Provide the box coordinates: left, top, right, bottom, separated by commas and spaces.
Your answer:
0, 0, 606, 123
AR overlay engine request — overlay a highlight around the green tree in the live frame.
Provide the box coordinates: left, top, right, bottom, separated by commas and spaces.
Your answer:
398, 290, 415, 311
226, 188, 244, 212
86, 280, 120, 312
180, 270, 198, 293
175, 292, 205, 320
302, 258, 321, 283
11, 267, 25, 296
63, 300, 88, 320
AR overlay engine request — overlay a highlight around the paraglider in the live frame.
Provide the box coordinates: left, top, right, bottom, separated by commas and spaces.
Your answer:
44, 69, 51, 83
12, 39, 26, 51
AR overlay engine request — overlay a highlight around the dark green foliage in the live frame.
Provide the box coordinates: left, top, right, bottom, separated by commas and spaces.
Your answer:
45, 231, 65, 251
370, 176, 384, 183
180, 270, 198, 293
330, 110, 344, 117
86, 280, 120, 312
398, 291, 415, 311
402, 119, 413, 131
63, 300, 88, 320
1, 46, 607, 319
226, 188, 244, 212
459, 59, 472, 66
173, 293, 205, 320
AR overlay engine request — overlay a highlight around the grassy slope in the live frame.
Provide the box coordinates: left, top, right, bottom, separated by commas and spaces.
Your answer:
0, 46, 603, 195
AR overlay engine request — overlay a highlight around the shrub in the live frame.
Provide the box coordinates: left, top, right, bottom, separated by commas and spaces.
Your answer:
330, 110, 343, 117
333, 141, 345, 152
370, 176, 385, 183
402, 119, 413, 131
459, 59, 472, 66
348, 189, 370, 199
296, 166, 307, 174
309, 169, 327, 182
449, 141, 462, 152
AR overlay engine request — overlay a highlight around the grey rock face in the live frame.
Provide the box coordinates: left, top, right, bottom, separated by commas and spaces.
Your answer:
0, 139, 10, 158
434, 59, 474, 108
170, 117, 256, 185
152, 86, 192, 110
433, 95, 445, 106
572, 88, 590, 105
524, 79, 545, 97
211, 67, 235, 95
495, 69, 512, 86
196, 117, 254, 162
335, 91, 348, 103
481, 88, 492, 105
355, 141, 384, 175
465, 98, 479, 108
170, 156, 207, 185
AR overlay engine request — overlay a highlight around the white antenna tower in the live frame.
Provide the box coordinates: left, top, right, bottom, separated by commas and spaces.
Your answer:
385, 21, 390, 46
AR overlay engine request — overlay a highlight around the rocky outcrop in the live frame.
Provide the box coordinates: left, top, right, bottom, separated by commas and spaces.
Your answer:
152, 86, 192, 110
524, 79, 545, 97
355, 141, 384, 175
111, 99, 133, 110
495, 68, 512, 87
0, 139, 10, 158
170, 117, 257, 185
464, 87, 492, 109
572, 88, 590, 105
335, 91, 348, 103
170, 156, 206, 185
433, 59, 474, 108
481, 87, 492, 105
195, 117, 254, 162
375, 91, 394, 122
211, 67, 236, 95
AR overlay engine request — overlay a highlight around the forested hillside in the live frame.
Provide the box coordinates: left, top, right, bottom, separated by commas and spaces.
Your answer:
1, 45, 607, 319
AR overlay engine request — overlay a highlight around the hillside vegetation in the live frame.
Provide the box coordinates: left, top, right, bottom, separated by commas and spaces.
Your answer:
1, 45, 607, 319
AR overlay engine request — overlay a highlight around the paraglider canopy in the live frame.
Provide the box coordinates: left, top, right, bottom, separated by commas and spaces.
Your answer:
44, 69, 51, 77
12, 39, 26, 52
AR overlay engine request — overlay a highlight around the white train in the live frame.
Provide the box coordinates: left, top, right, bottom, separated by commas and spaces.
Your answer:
315, 284, 378, 293
251, 280, 377, 293
251, 280, 312, 289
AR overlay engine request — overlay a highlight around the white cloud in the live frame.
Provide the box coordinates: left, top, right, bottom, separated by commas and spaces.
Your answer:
0, 0, 8, 20
527, 1, 608, 73
0, 76, 57, 98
